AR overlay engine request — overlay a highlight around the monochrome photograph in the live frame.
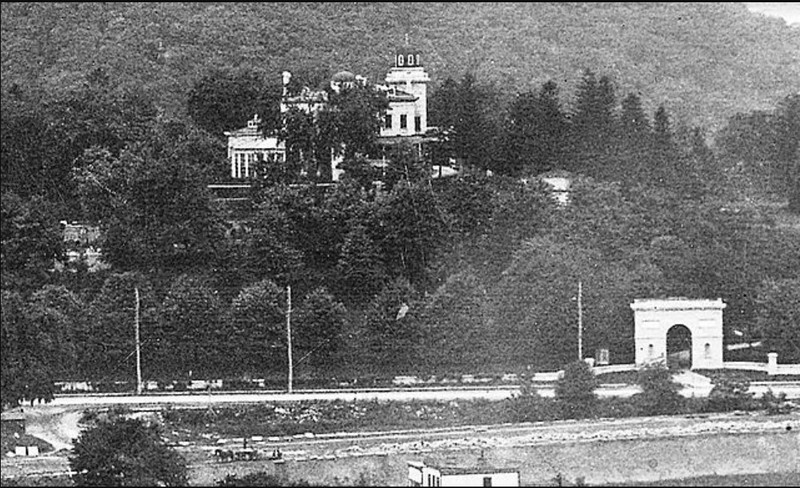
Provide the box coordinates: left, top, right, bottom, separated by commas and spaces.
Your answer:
1, 3, 799, 486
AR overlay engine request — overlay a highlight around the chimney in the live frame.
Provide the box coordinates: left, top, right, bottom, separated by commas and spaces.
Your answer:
282, 71, 292, 97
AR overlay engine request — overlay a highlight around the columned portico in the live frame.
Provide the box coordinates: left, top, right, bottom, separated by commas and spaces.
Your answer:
631, 298, 726, 370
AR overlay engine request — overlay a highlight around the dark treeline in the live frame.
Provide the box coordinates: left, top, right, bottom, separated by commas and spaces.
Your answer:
2, 64, 799, 407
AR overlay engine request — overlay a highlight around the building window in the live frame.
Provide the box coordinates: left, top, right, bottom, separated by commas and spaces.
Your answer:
415, 116, 421, 133
648, 344, 654, 358
400, 114, 407, 129
483, 477, 492, 487
704, 343, 711, 359
385, 114, 393, 129
398, 54, 404, 66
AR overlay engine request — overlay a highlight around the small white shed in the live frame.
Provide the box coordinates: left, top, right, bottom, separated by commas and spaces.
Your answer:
408, 460, 520, 487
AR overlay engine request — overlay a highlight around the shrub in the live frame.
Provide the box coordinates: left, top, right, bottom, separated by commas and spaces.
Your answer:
705, 372, 754, 412
760, 389, 792, 415
555, 360, 598, 419
505, 388, 559, 422
216, 472, 311, 486
69, 413, 187, 486
632, 364, 684, 416
595, 397, 639, 419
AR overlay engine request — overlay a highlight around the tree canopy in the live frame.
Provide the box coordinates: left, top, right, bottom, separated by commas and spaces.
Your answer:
69, 414, 188, 487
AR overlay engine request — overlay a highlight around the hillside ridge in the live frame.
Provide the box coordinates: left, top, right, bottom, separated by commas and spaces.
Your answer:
2, 3, 798, 135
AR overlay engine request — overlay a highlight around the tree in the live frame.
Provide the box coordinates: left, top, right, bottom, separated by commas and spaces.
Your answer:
416, 270, 491, 374
294, 287, 346, 369
24, 285, 85, 378
83, 272, 159, 380
335, 223, 387, 304
1, 91, 71, 204
363, 278, 420, 373
619, 93, 651, 148
547, 176, 646, 261
227, 279, 286, 376
281, 108, 317, 182
632, 364, 684, 416
69, 415, 187, 487
491, 235, 646, 370
1, 290, 55, 407
156, 274, 224, 378
754, 278, 800, 363
1, 191, 64, 292
435, 175, 493, 235
375, 181, 448, 288
324, 82, 389, 160
427, 77, 460, 166
74, 145, 226, 276
571, 70, 618, 176
554, 360, 598, 419
1, 70, 157, 214
241, 198, 306, 286
504, 81, 569, 176
382, 142, 430, 191
187, 67, 281, 138
650, 104, 678, 185
452, 73, 498, 171
618, 93, 651, 182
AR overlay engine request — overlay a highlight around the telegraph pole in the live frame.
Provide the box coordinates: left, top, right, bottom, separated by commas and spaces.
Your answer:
577, 280, 583, 361
286, 285, 293, 393
134, 286, 143, 395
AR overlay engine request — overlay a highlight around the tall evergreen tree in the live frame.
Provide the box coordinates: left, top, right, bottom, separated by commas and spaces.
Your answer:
454, 73, 495, 171
504, 81, 568, 176
617, 93, 652, 183
571, 70, 618, 177
650, 104, 677, 186
619, 93, 651, 151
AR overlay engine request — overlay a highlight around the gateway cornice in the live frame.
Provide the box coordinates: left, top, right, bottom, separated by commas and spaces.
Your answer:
630, 298, 727, 312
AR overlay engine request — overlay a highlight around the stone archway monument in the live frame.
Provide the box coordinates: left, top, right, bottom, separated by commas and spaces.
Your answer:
631, 298, 726, 370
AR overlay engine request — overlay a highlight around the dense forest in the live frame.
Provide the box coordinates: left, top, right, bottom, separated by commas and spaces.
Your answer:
1, 3, 799, 406
2, 3, 799, 131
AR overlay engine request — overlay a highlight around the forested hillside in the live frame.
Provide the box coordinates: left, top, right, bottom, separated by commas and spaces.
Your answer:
2, 2, 798, 133
2, 2, 799, 406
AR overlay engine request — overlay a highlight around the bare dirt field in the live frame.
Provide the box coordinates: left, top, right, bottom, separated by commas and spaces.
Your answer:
183, 414, 799, 486
3, 412, 797, 486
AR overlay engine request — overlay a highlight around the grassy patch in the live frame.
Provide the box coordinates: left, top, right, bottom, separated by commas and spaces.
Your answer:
604, 471, 800, 487
0, 475, 73, 487
161, 399, 508, 441
0, 433, 54, 457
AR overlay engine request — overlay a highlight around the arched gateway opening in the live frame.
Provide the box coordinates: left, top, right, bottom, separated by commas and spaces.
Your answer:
631, 299, 725, 370
666, 324, 692, 370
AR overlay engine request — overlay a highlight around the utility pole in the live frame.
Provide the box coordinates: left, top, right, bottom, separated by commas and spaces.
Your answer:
134, 286, 143, 395
577, 280, 583, 361
286, 285, 293, 394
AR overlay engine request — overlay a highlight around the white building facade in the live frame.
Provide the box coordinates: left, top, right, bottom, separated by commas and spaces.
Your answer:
381, 49, 430, 138
223, 47, 433, 183
630, 298, 726, 370
408, 460, 520, 487
224, 114, 286, 179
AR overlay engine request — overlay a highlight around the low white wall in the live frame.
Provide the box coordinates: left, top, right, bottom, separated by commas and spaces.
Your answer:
722, 362, 768, 372
774, 364, 800, 375
531, 372, 563, 382
592, 364, 638, 375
